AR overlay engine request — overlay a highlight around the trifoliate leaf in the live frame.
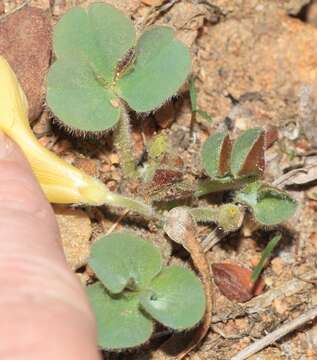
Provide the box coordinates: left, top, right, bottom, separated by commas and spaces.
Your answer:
87, 282, 153, 350
201, 131, 231, 178
140, 266, 205, 330
117, 26, 191, 112
89, 232, 162, 294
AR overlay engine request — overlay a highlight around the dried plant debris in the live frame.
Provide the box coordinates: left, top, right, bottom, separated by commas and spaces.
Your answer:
212, 263, 265, 303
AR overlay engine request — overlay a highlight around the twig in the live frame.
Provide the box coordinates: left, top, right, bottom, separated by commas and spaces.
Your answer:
0, 0, 30, 21
231, 305, 317, 360
211, 270, 316, 324
140, 0, 179, 30
201, 228, 225, 252
245, 270, 317, 315
105, 209, 129, 236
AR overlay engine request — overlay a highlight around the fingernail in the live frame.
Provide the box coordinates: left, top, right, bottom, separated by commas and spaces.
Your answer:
0, 131, 14, 159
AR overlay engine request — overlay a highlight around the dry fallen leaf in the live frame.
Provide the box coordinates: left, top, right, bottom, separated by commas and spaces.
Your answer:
212, 262, 265, 303
274, 162, 317, 187
55, 207, 92, 270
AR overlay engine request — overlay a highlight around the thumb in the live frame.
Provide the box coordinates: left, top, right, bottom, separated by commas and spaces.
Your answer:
0, 133, 101, 360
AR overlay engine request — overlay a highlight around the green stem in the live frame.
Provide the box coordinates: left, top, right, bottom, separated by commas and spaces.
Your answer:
113, 107, 138, 179
195, 177, 256, 197
103, 190, 155, 219
189, 207, 219, 223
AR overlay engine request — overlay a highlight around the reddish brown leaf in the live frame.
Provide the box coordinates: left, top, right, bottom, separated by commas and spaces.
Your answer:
212, 262, 265, 303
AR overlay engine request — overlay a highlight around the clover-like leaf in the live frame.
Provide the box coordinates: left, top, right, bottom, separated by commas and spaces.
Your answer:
87, 282, 153, 350
48, 5, 191, 133
140, 266, 205, 330
89, 232, 162, 294
230, 128, 265, 178
116, 26, 191, 112
47, 4, 136, 132
201, 131, 231, 178
236, 182, 297, 225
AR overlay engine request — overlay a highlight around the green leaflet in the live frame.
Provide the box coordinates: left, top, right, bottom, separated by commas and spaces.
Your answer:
53, 4, 136, 82
47, 58, 120, 132
89, 232, 162, 294
116, 26, 191, 112
254, 189, 297, 225
87, 282, 153, 350
140, 266, 206, 330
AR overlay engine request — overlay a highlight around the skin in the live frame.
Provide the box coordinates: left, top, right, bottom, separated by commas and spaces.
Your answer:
0, 132, 101, 360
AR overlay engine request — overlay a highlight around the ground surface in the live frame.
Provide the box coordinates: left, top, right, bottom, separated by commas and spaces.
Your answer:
1, 0, 317, 359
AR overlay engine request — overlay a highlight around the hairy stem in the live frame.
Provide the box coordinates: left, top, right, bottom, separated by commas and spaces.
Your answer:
189, 207, 219, 223
103, 190, 155, 219
113, 107, 138, 179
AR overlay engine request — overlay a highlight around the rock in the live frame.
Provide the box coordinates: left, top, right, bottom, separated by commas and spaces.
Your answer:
55, 207, 92, 270
0, 6, 52, 121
